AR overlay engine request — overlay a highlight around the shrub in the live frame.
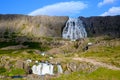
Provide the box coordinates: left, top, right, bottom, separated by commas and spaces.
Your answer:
0, 67, 6, 74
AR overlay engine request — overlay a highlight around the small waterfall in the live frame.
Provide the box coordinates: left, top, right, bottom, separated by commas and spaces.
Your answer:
62, 18, 87, 40
57, 64, 63, 74
32, 65, 38, 75
32, 62, 63, 75
49, 64, 54, 75
32, 62, 54, 75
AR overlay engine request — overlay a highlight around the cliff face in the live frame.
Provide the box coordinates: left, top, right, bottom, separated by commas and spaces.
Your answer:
79, 16, 120, 38
0, 14, 120, 40
0, 14, 68, 38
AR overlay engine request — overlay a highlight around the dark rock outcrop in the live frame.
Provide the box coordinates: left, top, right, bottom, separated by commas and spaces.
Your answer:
79, 15, 120, 38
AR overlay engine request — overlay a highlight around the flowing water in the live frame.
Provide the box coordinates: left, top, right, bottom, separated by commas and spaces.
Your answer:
57, 64, 63, 74
62, 18, 87, 40
32, 62, 63, 75
32, 62, 54, 75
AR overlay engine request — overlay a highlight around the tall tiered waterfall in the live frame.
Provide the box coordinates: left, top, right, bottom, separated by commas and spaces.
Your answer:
62, 18, 87, 40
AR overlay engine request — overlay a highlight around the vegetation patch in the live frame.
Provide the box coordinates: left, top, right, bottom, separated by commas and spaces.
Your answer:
79, 44, 120, 67
0, 42, 19, 48
0, 67, 7, 74
5, 68, 26, 76
22, 42, 50, 51
51, 68, 120, 80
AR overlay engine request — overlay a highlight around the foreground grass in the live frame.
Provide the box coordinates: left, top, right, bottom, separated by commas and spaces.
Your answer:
51, 68, 120, 80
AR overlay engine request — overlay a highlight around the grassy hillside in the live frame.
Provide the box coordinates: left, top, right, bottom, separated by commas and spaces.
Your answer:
0, 37, 120, 80
78, 38, 120, 67
50, 37, 120, 80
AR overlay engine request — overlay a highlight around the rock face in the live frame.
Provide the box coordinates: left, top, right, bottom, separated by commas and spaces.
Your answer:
79, 15, 120, 38
0, 14, 68, 38
0, 14, 120, 39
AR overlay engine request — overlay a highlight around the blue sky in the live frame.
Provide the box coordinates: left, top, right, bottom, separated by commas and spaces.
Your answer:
0, 0, 120, 17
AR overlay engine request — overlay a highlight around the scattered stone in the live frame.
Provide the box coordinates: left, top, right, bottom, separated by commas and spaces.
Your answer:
41, 52, 45, 56
26, 59, 32, 63
49, 57, 53, 59
88, 42, 92, 46
0, 75, 5, 79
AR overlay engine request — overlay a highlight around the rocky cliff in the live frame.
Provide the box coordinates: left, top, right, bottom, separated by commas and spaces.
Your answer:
79, 15, 120, 38
0, 14, 120, 40
0, 14, 68, 39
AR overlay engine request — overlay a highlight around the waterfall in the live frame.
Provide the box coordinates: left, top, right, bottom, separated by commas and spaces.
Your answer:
32, 62, 54, 75
62, 18, 87, 40
49, 64, 54, 75
32, 65, 38, 74
32, 62, 63, 75
57, 64, 63, 74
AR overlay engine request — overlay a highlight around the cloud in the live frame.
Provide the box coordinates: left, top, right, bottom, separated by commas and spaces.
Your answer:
29, 1, 87, 16
100, 7, 120, 16
98, 0, 116, 7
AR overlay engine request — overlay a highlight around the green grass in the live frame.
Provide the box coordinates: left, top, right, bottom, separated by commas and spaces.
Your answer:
0, 49, 48, 61
0, 37, 119, 80
51, 68, 120, 80
0, 67, 7, 74
0, 50, 14, 54
0, 68, 25, 77
78, 45, 120, 67
5, 68, 26, 76
22, 42, 50, 51
0, 42, 19, 48
0, 41, 50, 51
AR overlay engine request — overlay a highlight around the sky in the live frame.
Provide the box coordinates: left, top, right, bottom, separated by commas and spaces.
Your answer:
0, 0, 120, 17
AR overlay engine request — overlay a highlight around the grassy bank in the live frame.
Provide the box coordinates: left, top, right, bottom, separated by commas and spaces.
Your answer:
51, 68, 120, 80
78, 45, 120, 67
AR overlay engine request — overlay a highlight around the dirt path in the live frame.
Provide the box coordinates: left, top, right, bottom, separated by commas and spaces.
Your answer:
73, 57, 120, 70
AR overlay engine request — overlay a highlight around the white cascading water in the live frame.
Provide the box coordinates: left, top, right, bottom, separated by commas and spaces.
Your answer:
57, 64, 63, 74
32, 62, 54, 75
32, 65, 38, 74
62, 18, 87, 40
32, 62, 64, 75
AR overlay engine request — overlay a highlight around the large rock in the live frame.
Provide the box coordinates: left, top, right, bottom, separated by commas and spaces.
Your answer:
79, 15, 120, 38
66, 62, 98, 73
0, 14, 68, 38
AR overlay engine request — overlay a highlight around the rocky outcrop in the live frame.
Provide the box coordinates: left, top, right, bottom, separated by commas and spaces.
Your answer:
79, 15, 120, 38
0, 14, 68, 38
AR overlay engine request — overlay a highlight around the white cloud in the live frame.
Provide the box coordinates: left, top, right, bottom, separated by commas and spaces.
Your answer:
98, 0, 116, 7
100, 7, 120, 16
29, 1, 87, 16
